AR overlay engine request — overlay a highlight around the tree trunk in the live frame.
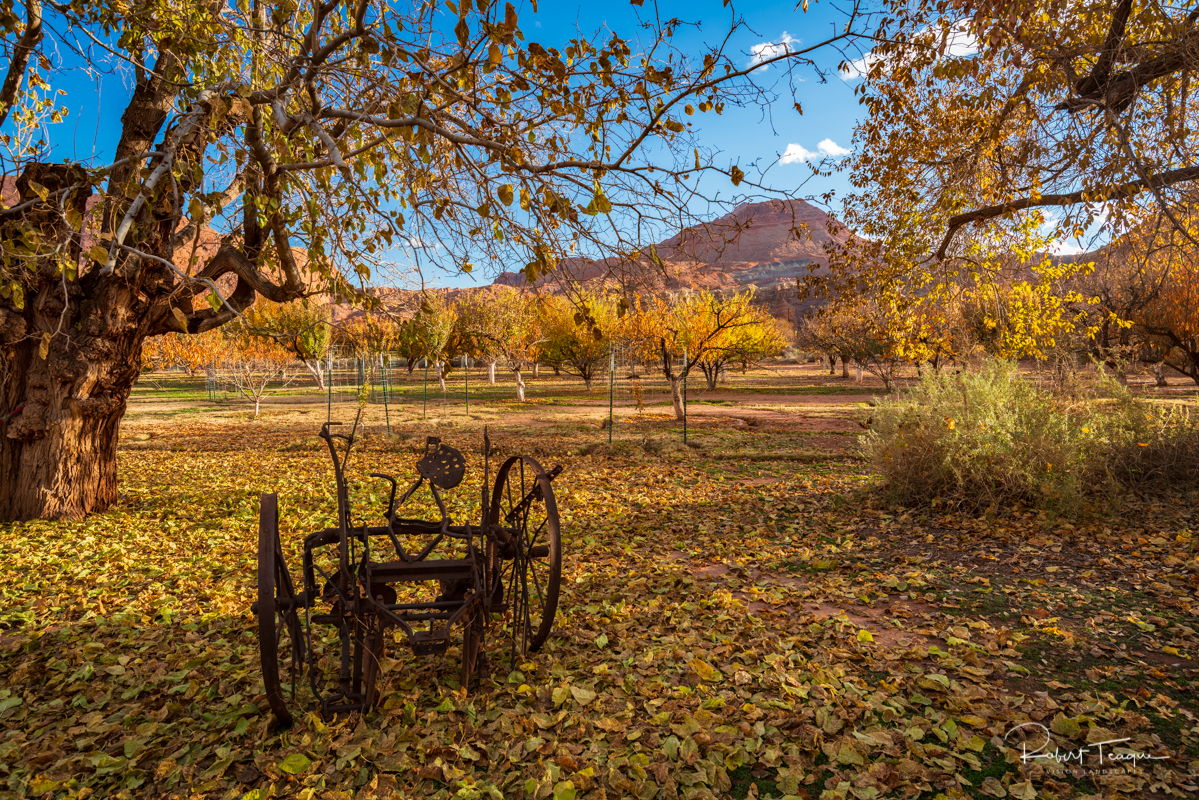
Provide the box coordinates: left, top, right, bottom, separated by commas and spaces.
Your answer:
841, 358, 849, 379
1154, 362, 1169, 387
489, 361, 496, 384
303, 359, 326, 390
719, 365, 728, 384
0, 169, 153, 521
1, 346, 133, 520
436, 360, 447, 392
856, 363, 863, 383
532, 362, 539, 378
514, 367, 526, 401
669, 376, 684, 420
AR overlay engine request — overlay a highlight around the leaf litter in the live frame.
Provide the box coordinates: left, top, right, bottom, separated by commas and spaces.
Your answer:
0, 412, 1196, 800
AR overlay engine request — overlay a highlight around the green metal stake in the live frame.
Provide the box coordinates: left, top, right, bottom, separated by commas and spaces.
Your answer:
382, 354, 391, 435
682, 347, 688, 445
423, 361, 428, 419
464, 356, 470, 414
608, 346, 614, 444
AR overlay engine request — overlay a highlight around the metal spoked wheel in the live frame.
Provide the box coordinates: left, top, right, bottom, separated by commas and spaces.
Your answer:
490, 456, 561, 661
362, 618, 387, 710
460, 603, 485, 689
256, 493, 305, 727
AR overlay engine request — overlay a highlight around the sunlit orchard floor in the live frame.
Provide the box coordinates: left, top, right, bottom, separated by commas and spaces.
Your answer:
1, 362, 1197, 800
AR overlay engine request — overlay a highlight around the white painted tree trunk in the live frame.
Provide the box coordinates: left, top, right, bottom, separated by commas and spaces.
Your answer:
303, 360, 326, 389
436, 361, 447, 392
533, 362, 539, 378
856, 363, 863, 383
669, 377, 684, 419
514, 367, 526, 401
489, 361, 497, 384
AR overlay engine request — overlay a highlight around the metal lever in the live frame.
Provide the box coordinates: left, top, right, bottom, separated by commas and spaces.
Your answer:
369, 473, 399, 520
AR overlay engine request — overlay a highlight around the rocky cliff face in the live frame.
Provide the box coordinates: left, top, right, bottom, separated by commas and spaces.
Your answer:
493, 199, 850, 320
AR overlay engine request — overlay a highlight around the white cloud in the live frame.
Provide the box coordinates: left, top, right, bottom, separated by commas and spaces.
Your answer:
1048, 239, 1087, 256
779, 140, 851, 164
779, 143, 816, 164
840, 20, 976, 81
817, 138, 851, 157
839, 53, 881, 81
748, 32, 798, 71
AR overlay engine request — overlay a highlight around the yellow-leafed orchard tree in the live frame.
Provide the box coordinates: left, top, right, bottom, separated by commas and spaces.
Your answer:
626, 290, 771, 417
536, 292, 624, 391
141, 331, 228, 378
457, 288, 541, 401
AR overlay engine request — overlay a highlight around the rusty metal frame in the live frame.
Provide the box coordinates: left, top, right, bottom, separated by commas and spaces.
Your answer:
254, 420, 564, 723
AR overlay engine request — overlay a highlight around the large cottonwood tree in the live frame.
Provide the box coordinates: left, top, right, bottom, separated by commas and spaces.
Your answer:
0, 0, 867, 520
816, 0, 1199, 328
849, 0, 1199, 258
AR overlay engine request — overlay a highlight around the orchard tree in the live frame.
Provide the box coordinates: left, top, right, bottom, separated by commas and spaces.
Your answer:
452, 286, 541, 401
412, 291, 458, 392
1125, 240, 1199, 384
455, 290, 501, 384
472, 289, 541, 401
536, 291, 621, 391
238, 299, 333, 387
0, 0, 871, 520
340, 312, 401, 357
1050, 214, 1199, 384
842, 288, 977, 375
693, 298, 786, 388
797, 317, 850, 378
627, 289, 762, 418
826, 301, 904, 391
141, 330, 228, 378
222, 323, 299, 418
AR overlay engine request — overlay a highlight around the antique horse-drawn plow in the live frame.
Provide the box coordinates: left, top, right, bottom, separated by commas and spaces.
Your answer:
253, 419, 563, 724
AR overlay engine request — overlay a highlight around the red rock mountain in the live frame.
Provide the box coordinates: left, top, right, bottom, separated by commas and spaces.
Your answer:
493, 199, 849, 319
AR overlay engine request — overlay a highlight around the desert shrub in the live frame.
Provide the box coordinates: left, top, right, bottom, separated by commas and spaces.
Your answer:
860, 359, 1198, 513
1099, 386, 1199, 491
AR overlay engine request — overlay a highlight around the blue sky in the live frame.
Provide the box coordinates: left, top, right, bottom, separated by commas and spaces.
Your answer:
435, 0, 874, 286
526, 0, 868, 202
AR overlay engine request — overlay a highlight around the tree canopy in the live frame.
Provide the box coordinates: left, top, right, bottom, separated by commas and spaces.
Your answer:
845, 0, 1199, 263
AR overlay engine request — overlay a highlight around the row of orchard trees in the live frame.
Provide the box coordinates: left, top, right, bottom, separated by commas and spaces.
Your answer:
798, 232, 1199, 392
142, 286, 788, 418
339, 286, 788, 416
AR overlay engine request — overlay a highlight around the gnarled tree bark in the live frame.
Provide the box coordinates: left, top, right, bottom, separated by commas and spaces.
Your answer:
2, 167, 142, 519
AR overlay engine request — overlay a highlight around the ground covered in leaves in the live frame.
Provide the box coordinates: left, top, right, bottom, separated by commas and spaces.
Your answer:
2, 366, 1198, 800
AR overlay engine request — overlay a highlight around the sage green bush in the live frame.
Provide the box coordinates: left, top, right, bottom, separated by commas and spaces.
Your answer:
860, 360, 1198, 513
